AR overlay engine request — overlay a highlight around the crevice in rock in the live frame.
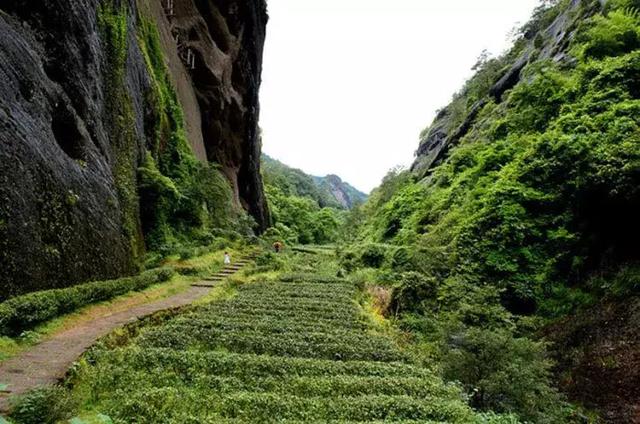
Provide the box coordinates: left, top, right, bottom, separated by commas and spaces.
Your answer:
51, 102, 86, 161
193, 0, 232, 53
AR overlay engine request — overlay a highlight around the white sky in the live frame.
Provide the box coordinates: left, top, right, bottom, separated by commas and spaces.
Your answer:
259, 0, 540, 193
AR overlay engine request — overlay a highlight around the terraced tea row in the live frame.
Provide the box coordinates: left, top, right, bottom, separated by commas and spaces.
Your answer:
104, 390, 473, 423
72, 277, 478, 422
92, 349, 435, 379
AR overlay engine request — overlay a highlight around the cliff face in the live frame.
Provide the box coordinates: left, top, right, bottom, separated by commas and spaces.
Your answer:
154, 0, 270, 227
0, 0, 268, 298
314, 175, 367, 209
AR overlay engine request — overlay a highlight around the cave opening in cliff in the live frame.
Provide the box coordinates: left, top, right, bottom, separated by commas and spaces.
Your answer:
50, 103, 86, 162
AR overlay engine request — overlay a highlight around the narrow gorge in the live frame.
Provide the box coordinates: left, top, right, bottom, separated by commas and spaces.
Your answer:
0, 0, 639, 422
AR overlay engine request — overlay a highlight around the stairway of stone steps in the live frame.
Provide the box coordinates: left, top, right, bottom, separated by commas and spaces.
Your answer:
191, 253, 257, 288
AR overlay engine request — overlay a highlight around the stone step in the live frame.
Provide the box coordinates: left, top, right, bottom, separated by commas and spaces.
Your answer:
191, 283, 217, 288
190, 256, 256, 288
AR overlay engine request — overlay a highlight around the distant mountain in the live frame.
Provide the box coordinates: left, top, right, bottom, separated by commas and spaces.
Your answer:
262, 155, 367, 209
313, 174, 368, 209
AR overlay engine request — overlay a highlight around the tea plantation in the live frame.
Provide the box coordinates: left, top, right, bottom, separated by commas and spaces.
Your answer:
66, 272, 497, 423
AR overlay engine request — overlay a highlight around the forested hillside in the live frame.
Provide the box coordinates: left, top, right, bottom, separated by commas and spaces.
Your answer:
262, 155, 366, 209
261, 155, 366, 245
347, 0, 640, 421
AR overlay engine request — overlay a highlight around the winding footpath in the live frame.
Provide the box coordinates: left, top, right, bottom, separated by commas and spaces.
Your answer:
0, 258, 250, 414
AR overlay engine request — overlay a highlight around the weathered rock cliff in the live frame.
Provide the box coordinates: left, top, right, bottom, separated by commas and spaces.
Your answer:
315, 174, 367, 209
147, 0, 269, 225
0, 0, 269, 298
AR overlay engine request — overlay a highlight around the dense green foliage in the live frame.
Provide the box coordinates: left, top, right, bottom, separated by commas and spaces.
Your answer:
0, 268, 174, 336
360, 1, 640, 313
264, 186, 344, 244
55, 252, 517, 423
262, 156, 352, 244
9, 386, 78, 424
342, 1, 640, 421
262, 155, 343, 208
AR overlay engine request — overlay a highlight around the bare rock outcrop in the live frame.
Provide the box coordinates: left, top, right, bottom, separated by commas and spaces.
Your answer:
152, 0, 270, 226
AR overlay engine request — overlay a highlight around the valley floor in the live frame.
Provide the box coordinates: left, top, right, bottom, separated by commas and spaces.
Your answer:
62, 251, 497, 423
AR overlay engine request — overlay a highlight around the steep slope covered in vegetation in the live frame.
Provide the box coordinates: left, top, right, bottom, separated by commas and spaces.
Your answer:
0, 0, 269, 299
263, 155, 367, 209
262, 155, 366, 245
350, 0, 640, 421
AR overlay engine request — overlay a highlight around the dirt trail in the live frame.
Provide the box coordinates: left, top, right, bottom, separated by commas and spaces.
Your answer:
0, 285, 210, 413
0, 256, 254, 414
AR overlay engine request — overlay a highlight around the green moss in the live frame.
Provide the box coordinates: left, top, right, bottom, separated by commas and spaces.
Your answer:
65, 190, 80, 207
98, 2, 145, 263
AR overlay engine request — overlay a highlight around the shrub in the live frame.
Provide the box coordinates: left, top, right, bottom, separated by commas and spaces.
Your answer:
581, 9, 640, 60
0, 268, 174, 336
585, 262, 640, 298
9, 386, 78, 424
390, 272, 439, 315
262, 226, 283, 243
390, 246, 412, 271
339, 243, 390, 271
338, 249, 359, 272
244, 251, 285, 275
442, 328, 568, 422
177, 246, 195, 260
359, 244, 386, 268
143, 252, 164, 270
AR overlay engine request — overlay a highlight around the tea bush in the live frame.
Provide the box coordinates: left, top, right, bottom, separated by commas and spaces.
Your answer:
0, 268, 174, 336
66, 254, 505, 422
9, 386, 78, 424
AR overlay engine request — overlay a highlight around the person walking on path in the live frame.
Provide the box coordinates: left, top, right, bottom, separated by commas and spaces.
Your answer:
224, 251, 231, 265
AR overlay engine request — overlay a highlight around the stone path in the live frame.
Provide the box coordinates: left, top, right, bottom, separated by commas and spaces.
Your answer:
0, 257, 253, 413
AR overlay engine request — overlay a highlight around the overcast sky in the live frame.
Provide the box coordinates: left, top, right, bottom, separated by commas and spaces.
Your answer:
259, 0, 540, 193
